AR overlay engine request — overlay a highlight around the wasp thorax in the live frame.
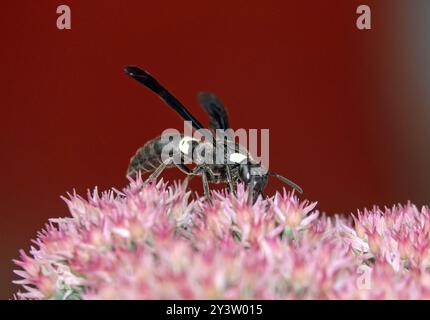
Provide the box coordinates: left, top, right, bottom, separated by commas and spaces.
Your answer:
193, 141, 215, 165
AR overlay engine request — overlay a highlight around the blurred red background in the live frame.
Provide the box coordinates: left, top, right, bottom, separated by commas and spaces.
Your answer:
1, 1, 429, 298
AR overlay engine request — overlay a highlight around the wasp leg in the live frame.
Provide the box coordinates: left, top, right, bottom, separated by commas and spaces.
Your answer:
145, 158, 173, 184
225, 165, 236, 196
180, 165, 200, 192
181, 166, 199, 190
179, 165, 212, 203
247, 175, 255, 205
181, 174, 194, 190
175, 163, 194, 190
175, 163, 192, 175
201, 170, 212, 204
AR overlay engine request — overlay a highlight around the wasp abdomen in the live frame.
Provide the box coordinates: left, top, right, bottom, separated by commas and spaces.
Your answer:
127, 134, 182, 177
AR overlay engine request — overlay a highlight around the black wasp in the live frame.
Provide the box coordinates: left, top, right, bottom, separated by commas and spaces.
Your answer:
124, 66, 302, 203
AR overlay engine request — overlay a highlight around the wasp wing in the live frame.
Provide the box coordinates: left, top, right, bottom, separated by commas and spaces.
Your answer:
125, 66, 205, 131
197, 92, 230, 132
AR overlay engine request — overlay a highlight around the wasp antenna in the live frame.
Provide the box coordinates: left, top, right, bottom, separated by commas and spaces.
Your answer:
269, 172, 303, 194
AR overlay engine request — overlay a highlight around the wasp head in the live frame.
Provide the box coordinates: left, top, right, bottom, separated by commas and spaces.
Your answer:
238, 162, 268, 203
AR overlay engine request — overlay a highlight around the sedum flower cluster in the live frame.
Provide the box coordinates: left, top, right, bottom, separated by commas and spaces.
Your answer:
13, 175, 430, 299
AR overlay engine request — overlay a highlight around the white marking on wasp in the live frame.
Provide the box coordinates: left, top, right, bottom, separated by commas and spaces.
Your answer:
229, 152, 247, 164
179, 137, 199, 155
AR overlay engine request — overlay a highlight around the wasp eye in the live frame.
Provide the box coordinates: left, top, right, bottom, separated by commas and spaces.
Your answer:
239, 165, 252, 183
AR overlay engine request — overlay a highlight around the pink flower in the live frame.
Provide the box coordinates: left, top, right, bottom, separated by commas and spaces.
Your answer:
272, 190, 318, 230
12, 174, 430, 299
